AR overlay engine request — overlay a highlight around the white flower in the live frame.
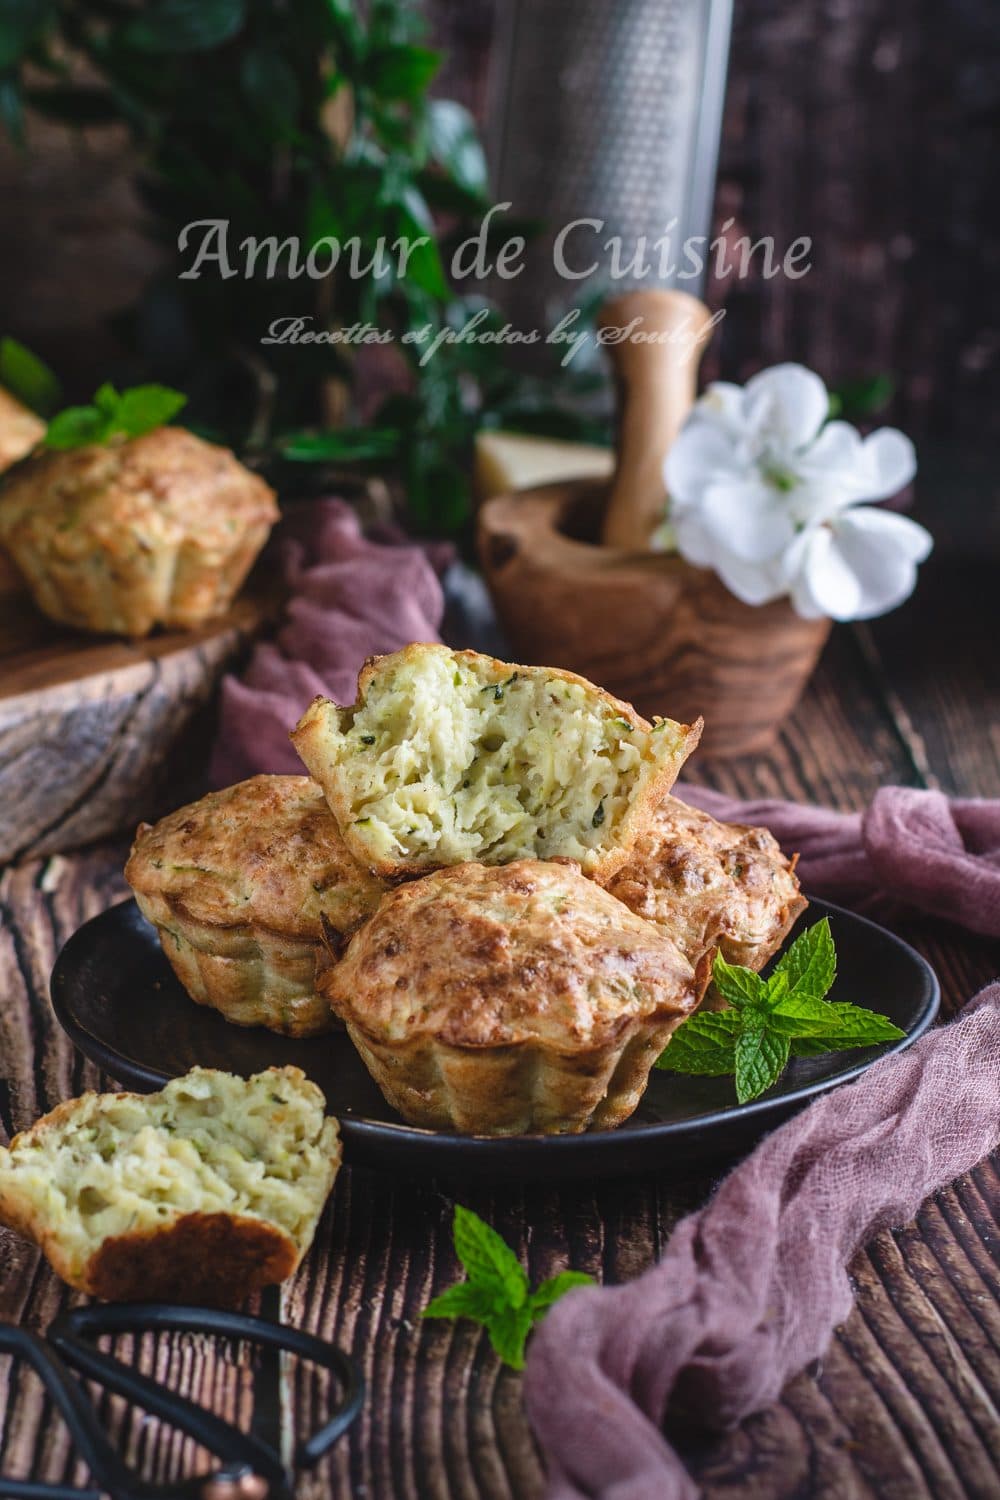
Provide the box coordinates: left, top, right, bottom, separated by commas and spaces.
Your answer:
657, 363, 932, 621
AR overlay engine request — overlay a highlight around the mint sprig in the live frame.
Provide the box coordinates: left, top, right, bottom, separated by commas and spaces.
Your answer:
422, 1205, 594, 1370
656, 918, 905, 1104
44, 383, 187, 451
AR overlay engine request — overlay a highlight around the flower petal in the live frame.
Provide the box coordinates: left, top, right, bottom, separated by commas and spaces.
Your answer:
700, 479, 796, 561
695, 381, 746, 436
820, 508, 931, 618
713, 550, 786, 606
783, 526, 864, 620
743, 363, 830, 452
673, 511, 721, 569
853, 428, 917, 502
797, 420, 864, 489
664, 420, 741, 509
834, 505, 933, 564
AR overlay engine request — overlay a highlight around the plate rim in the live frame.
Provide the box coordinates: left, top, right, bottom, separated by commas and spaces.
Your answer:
50, 895, 941, 1168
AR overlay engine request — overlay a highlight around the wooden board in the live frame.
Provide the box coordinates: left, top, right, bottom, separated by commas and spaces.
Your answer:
0, 583, 271, 864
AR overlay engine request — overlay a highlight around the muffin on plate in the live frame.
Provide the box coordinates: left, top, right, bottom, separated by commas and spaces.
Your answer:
126, 775, 386, 1037
603, 795, 807, 987
0, 386, 44, 471
319, 859, 703, 1135
0, 1067, 340, 1305
0, 426, 277, 636
292, 643, 701, 879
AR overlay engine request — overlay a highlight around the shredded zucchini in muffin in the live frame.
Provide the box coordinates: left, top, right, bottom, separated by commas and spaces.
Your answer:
291, 644, 700, 877
0, 1067, 340, 1302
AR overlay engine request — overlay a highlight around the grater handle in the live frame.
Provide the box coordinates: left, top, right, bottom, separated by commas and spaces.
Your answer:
599, 289, 714, 551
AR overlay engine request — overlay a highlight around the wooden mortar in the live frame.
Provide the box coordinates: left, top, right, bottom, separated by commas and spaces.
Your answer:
478, 292, 831, 757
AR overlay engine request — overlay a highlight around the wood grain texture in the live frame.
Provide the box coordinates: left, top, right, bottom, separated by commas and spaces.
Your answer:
0, 593, 269, 864
1, 572, 998, 1496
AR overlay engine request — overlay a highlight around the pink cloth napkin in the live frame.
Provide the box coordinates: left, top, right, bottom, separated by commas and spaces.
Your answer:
209, 500, 445, 787
678, 783, 1000, 938
524, 982, 1000, 1500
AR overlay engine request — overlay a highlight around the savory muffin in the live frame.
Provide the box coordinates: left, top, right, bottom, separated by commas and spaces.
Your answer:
0, 426, 278, 636
603, 795, 807, 983
0, 1067, 340, 1305
292, 644, 701, 879
0, 386, 44, 471
320, 860, 703, 1135
126, 776, 386, 1036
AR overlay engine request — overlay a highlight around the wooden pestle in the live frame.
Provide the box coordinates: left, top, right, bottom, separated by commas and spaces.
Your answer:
599, 289, 715, 551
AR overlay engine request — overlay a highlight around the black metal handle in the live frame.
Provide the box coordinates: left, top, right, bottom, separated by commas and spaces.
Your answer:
0, 1324, 126, 1500
53, 1304, 364, 1474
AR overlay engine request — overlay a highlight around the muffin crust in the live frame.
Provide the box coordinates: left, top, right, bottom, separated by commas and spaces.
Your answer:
0, 426, 277, 635
126, 775, 386, 1036
321, 859, 703, 1134
603, 795, 807, 983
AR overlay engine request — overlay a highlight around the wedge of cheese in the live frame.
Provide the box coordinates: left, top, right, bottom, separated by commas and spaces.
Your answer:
474, 429, 613, 502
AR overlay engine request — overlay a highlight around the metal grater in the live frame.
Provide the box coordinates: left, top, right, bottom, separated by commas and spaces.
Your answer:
486, 0, 732, 333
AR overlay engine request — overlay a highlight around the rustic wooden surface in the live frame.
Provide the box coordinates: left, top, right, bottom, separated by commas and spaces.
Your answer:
0, 473, 998, 1497
0, 589, 271, 864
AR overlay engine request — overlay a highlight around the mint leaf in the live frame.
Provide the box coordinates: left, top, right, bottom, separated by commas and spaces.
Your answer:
734, 1027, 790, 1104
0, 338, 61, 417
453, 1204, 528, 1308
44, 406, 110, 450
655, 1010, 740, 1076
773, 917, 836, 1002
786, 1003, 906, 1052
44, 383, 187, 451
712, 952, 769, 1010
93, 382, 120, 416
422, 1282, 496, 1322
423, 1207, 594, 1369
115, 384, 188, 437
529, 1270, 595, 1316
484, 1304, 535, 1370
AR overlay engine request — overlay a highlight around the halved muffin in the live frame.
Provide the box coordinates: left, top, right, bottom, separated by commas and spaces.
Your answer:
0, 426, 277, 636
602, 796, 807, 986
0, 1067, 340, 1305
292, 643, 701, 879
126, 775, 386, 1036
0, 386, 44, 471
319, 860, 703, 1134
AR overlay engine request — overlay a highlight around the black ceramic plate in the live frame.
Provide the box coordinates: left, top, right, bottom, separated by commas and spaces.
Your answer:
50, 898, 938, 1181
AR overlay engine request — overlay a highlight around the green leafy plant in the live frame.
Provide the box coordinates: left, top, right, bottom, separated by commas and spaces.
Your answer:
423, 1204, 594, 1369
656, 919, 905, 1103
44, 384, 187, 450
0, 1, 599, 532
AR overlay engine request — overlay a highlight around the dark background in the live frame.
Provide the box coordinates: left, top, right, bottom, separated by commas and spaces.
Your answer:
1, 0, 997, 456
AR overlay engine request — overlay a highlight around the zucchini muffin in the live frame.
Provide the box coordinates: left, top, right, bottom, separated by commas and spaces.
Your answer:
292, 643, 701, 879
0, 426, 277, 636
320, 860, 703, 1135
0, 386, 44, 471
0, 1067, 340, 1305
602, 796, 807, 985
126, 775, 386, 1037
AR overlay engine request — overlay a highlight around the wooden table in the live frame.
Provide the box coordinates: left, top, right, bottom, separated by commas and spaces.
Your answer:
1, 472, 997, 1499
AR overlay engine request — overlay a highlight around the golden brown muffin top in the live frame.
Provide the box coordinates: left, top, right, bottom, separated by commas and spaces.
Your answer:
0, 386, 44, 471
603, 795, 806, 968
0, 425, 277, 555
126, 775, 386, 942
321, 858, 700, 1050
